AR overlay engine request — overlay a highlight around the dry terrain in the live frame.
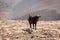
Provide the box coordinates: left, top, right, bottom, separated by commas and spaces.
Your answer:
0, 20, 60, 40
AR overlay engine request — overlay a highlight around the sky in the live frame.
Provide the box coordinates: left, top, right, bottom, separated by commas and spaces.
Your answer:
0, 0, 60, 19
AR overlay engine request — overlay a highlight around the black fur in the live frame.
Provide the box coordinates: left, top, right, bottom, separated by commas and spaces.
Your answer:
28, 15, 41, 30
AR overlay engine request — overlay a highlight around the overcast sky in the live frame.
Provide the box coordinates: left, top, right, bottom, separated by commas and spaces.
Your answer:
0, 0, 60, 19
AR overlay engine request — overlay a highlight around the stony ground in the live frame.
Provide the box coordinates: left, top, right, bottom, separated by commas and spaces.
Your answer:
0, 20, 60, 40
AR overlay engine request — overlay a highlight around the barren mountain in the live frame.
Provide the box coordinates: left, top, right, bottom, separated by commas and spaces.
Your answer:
0, 0, 60, 19
0, 20, 60, 40
19, 7, 60, 21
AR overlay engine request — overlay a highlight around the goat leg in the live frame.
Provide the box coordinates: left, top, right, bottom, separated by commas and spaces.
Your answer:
33, 24, 34, 29
30, 24, 32, 29
35, 24, 37, 30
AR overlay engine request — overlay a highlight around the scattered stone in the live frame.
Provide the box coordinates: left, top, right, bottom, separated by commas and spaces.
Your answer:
31, 36, 34, 39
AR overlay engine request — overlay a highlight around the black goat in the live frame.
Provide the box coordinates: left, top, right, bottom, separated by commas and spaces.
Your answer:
28, 15, 41, 30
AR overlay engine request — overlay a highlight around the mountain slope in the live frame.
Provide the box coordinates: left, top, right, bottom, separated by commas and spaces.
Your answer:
19, 6, 60, 21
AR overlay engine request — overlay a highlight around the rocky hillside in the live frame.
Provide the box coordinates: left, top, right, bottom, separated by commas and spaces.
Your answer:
0, 20, 60, 40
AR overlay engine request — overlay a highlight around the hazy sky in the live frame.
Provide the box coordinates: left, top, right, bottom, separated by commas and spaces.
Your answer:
0, 0, 60, 19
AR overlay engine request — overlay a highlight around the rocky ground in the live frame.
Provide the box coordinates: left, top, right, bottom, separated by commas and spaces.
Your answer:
0, 20, 60, 40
